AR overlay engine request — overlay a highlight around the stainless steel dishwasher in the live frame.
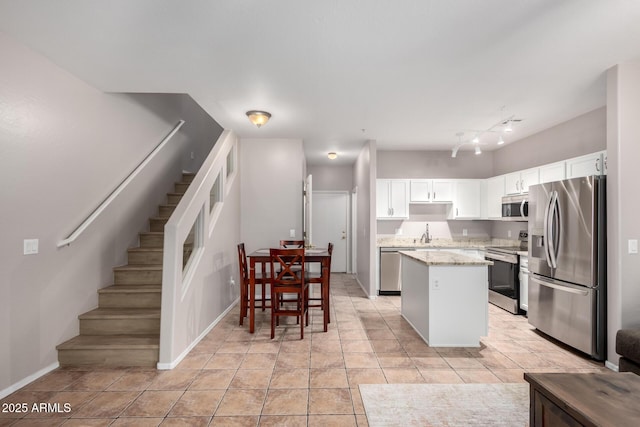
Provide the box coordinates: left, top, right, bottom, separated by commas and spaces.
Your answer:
380, 248, 413, 294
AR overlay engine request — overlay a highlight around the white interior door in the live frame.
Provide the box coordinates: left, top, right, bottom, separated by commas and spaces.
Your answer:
312, 192, 348, 272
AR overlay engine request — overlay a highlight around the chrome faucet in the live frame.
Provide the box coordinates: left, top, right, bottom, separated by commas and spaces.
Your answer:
420, 224, 431, 243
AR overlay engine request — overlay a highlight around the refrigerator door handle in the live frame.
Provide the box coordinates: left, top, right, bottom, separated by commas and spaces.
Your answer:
547, 191, 559, 269
530, 274, 590, 296
543, 192, 553, 268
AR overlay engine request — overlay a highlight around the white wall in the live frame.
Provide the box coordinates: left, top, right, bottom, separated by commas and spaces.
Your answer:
377, 150, 494, 179
606, 62, 640, 366
240, 138, 305, 251
493, 107, 606, 175
306, 165, 354, 191
0, 33, 223, 394
353, 141, 376, 297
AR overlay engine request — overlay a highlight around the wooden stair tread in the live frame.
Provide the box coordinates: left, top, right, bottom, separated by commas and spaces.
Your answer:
57, 335, 159, 350
98, 285, 161, 294
114, 265, 162, 272
79, 308, 160, 319
139, 231, 164, 236
127, 247, 164, 253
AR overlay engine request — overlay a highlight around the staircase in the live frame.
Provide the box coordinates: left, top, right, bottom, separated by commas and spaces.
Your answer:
56, 172, 195, 367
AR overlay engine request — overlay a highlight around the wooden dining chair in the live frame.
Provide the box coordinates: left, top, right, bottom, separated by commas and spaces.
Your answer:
279, 240, 305, 248
269, 248, 309, 339
306, 242, 333, 331
237, 243, 269, 326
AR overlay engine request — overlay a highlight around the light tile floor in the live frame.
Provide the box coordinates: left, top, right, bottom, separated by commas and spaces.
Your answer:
1, 274, 607, 426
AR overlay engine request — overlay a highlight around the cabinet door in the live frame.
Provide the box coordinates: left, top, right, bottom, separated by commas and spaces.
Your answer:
539, 162, 566, 184
409, 180, 431, 202
486, 176, 505, 218
504, 172, 522, 195
454, 180, 481, 218
389, 180, 408, 218
376, 180, 391, 218
432, 180, 454, 202
566, 152, 603, 178
520, 168, 539, 193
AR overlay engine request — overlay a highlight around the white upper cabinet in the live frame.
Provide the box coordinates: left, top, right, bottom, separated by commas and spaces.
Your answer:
566, 151, 606, 178
409, 179, 454, 203
453, 180, 482, 219
539, 161, 566, 184
377, 179, 409, 219
505, 168, 539, 194
486, 175, 505, 219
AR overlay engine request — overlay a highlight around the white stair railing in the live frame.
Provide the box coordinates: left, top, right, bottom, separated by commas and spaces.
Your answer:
57, 120, 185, 248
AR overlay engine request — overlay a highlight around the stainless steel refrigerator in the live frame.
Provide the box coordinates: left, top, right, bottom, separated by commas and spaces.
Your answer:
528, 175, 606, 360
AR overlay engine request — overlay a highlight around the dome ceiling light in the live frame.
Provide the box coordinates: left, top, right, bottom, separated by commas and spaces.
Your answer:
246, 110, 271, 128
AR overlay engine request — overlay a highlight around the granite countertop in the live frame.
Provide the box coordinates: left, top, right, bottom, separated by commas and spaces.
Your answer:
399, 250, 493, 266
377, 237, 491, 249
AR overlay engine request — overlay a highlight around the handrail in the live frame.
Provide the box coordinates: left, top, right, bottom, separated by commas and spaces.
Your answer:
57, 120, 185, 248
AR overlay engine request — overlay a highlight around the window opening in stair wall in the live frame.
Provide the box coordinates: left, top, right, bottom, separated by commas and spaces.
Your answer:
210, 172, 222, 214
226, 144, 235, 178
182, 206, 204, 275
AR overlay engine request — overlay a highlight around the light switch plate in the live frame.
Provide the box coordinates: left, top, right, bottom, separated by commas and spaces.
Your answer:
24, 239, 39, 255
462, 229, 468, 236
629, 239, 638, 254
289, 229, 296, 238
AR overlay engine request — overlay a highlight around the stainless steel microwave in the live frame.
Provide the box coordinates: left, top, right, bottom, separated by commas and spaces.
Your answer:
502, 194, 528, 219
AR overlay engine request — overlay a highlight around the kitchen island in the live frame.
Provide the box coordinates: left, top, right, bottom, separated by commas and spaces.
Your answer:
400, 250, 492, 347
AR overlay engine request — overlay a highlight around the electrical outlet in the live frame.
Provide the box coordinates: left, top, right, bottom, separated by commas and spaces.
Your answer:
395, 228, 402, 235
23, 239, 39, 255
190, 151, 195, 159
289, 229, 296, 238
229, 277, 235, 287
433, 279, 440, 290
462, 229, 468, 236
507, 230, 512, 238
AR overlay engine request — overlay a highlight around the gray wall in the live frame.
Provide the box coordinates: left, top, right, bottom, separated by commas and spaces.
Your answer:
493, 107, 606, 176
306, 165, 354, 191
606, 63, 640, 366
377, 150, 494, 179
240, 138, 305, 251
0, 33, 223, 395
353, 141, 376, 297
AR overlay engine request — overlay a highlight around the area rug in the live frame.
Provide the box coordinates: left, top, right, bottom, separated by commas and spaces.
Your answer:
359, 383, 529, 427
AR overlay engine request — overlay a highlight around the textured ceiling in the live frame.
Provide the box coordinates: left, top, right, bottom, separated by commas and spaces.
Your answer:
1, 0, 640, 164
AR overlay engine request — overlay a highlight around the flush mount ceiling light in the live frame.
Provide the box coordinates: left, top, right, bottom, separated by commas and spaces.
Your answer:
327, 152, 338, 160
246, 110, 271, 128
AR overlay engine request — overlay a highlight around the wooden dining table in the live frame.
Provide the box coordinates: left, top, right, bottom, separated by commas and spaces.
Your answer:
246, 248, 331, 334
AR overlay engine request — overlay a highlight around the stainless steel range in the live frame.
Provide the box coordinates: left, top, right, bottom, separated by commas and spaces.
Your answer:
485, 245, 524, 314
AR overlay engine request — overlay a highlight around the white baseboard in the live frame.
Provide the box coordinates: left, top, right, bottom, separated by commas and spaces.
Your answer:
0, 361, 59, 400
354, 275, 377, 300
605, 360, 619, 372
157, 298, 239, 370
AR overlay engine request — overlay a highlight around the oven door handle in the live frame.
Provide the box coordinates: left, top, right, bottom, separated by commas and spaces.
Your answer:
485, 252, 517, 264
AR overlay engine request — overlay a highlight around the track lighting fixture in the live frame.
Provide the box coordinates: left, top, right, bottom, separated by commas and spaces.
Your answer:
451, 107, 521, 156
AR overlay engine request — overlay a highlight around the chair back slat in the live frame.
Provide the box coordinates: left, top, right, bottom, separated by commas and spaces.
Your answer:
279, 240, 305, 249
270, 248, 305, 284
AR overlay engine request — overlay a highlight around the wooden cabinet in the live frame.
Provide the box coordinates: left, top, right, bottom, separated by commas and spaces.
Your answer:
525, 372, 640, 427
539, 161, 566, 184
409, 179, 454, 203
453, 180, 482, 219
376, 179, 409, 219
566, 151, 606, 178
505, 168, 539, 194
